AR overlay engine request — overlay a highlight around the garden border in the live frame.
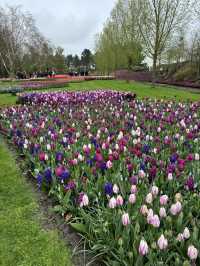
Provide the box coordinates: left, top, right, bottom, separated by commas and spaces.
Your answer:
0, 134, 102, 266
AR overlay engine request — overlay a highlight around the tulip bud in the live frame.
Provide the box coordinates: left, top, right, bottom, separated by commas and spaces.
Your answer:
140, 205, 148, 216
159, 207, 167, 218
157, 234, 168, 250
175, 193, 182, 202
168, 173, 173, 181
183, 227, 190, 240
80, 194, 89, 207
122, 213, 130, 226
146, 193, 153, 204
106, 160, 113, 169
113, 184, 119, 194
139, 239, 148, 256
129, 194, 136, 204
118, 238, 123, 246
187, 245, 198, 260
116, 195, 124, 206
151, 186, 159, 197
109, 197, 117, 209
160, 195, 168, 205
131, 185, 137, 194
195, 153, 199, 161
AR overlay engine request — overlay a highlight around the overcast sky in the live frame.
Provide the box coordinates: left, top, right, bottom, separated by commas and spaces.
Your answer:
1, 0, 116, 55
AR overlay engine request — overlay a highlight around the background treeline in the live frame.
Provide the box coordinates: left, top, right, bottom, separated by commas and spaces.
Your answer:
0, 6, 67, 77
1, 2, 200, 81
0, 5, 94, 78
94, 0, 200, 81
65, 49, 94, 75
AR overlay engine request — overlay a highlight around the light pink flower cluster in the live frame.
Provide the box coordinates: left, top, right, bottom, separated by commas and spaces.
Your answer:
129, 194, 136, 204
157, 234, 168, 250
177, 227, 190, 242
160, 195, 169, 205
170, 201, 182, 216
80, 194, 89, 207
108, 194, 124, 208
187, 245, 198, 260
140, 205, 148, 216
147, 209, 160, 228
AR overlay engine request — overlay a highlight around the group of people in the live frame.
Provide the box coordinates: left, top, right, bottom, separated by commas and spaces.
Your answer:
15, 69, 90, 80
16, 69, 56, 80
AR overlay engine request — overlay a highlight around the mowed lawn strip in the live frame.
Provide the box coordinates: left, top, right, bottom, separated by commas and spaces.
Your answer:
68, 80, 200, 101
1, 80, 200, 107
0, 139, 73, 266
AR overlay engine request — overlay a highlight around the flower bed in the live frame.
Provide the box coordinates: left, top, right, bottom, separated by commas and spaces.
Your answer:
20, 80, 69, 90
19, 76, 115, 89
0, 91, 200, 265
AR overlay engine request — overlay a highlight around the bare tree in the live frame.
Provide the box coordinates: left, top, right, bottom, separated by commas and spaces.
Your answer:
0, 6, 36, 76
195, 1, 200, 18
136, 0, 191, 78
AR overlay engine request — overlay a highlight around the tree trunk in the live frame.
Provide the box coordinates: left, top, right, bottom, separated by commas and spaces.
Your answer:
152, 53, 158, 84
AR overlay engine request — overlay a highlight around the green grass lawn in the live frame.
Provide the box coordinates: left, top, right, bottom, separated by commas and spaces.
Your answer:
0, 80, 200, 107
0, 139, 73, 266
68, 80, 200, 101
0, 93, 18, 107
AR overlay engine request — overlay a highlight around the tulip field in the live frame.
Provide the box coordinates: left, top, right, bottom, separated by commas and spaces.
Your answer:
0, 89, 200, 265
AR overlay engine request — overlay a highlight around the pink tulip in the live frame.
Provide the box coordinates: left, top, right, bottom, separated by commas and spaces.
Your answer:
113, 184, 119, 194
139, 239, 148, 256
170, 201, 182, 216
138, 170, 146, 178
116, 195, 124, 206
131, 185, 137, 194
106, 160, 113, 169
109, 197, 117, 209
122, 213, 130, 226
80, 194, 89, 207
146, 193, 153, 204
95, 152, 103, 162
149, 215, 160, 228
147, 209, 154, 223
177, 233, 184, 242
151, 186, 159, 197
39, 152, 46, 161
183, 227, 190, 239
140, 205, 148, 216
83, 145, 90, 154
129, 194, 136, 204
55, 166, 64, 177
72, 158, 78, 165
159, 207, 167, 218
160, 195, 169, 205
187, 245, 198, 260
157, 234, 168, 250
102, 143, 106, 150
168, 173, 173, 180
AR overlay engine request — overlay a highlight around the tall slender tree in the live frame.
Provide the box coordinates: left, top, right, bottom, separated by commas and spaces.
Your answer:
94, 0, 144, 74
135, 0, 191, 78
